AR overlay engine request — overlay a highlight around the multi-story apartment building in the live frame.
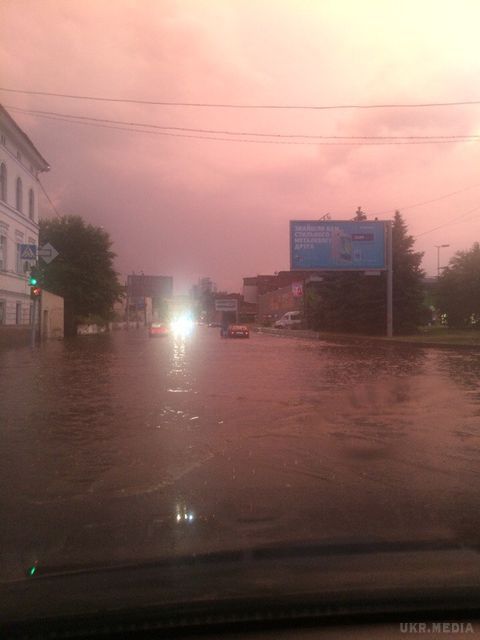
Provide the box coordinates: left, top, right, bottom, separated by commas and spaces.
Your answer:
0, 105, 49, 325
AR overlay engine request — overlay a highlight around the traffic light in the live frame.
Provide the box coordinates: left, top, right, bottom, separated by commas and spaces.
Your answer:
28, 265, 45, 286
28, 266, 43, 299
28, 265, 42, 286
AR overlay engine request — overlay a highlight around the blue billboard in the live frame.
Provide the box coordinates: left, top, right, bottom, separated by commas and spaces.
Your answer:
290, 220, 386, 270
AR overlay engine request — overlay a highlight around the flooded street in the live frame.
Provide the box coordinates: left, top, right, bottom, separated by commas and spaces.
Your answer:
2, 328, 480, 579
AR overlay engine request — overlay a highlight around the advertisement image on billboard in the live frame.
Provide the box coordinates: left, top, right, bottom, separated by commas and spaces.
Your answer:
290, 220, 386, 270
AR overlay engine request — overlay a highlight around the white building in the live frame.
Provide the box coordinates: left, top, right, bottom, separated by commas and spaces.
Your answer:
0, 105, 50, 325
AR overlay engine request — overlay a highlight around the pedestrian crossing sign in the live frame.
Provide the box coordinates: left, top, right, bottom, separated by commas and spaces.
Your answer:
20, 244, 37, 260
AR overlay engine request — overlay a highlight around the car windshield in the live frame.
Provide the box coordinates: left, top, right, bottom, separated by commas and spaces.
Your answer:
2, 0, 480, 632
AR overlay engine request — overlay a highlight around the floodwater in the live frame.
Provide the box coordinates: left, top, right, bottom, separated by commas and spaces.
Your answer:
1, 327, 480, 579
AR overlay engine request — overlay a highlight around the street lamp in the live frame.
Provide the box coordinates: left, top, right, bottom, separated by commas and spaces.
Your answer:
435, 244, 450, 278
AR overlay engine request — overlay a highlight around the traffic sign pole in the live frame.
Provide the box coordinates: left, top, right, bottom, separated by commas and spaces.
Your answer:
30, 296, 37, 348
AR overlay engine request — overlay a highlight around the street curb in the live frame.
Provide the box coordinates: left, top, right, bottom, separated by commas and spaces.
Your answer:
253, 327, 320, 340
252, 326, 480, 350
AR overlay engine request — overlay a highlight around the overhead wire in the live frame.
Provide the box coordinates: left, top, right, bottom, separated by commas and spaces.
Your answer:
4, 104, 480, 141
2, 86, 480, 110
6, 105, 479, 146
414, 204, 480, 238
5, 94, 480, 235
371, 182, 480, 216
9, 104, 480, 226
37, 178, 61, 219
10, 109, 480, 236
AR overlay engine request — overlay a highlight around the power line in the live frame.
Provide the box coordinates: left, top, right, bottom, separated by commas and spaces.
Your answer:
2, 86, 480, 110
414, 204, 480, 238
398, 184, 480, 212
14, 108, 327, 146
372, 182, 480, 216
38, 178, 61, 219
7, 105, 479, 147
27, 120, 480, 241
5, 104, 480, 141
16, 109, 480, 234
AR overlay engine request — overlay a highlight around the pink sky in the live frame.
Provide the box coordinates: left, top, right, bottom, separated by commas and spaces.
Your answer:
2, 0, 480, 292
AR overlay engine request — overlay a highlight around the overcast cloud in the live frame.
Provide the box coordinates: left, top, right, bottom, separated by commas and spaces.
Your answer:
1, 0, 480, 291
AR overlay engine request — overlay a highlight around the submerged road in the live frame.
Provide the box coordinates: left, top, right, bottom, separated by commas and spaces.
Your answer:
1, 327, 480, 579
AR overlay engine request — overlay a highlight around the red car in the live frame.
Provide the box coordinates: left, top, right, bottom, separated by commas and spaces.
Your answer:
227, 324, 250, 338
148, 322, 169, 337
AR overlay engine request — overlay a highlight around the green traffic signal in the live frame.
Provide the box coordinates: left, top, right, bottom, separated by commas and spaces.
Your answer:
28, 266, 42, 287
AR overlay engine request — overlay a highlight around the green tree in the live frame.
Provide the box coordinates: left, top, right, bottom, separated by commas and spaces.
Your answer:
391, 210, 426, 333
310, 211, 425, 334
39, 216, 123, 335
354, 206, 367, 221
436, 242, 480, 329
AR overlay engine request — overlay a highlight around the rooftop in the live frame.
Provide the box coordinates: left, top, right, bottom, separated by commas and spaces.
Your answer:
0, 104, 50, 172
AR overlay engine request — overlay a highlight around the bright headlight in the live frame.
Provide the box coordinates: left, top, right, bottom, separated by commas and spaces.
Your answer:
170, 315, 194, 338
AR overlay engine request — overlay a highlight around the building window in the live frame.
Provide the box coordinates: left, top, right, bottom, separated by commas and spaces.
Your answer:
0, 163, 6, 202
17, 151, 21, 162
16, 177, 23, 212
28, 189, 34, 220
0, 234, 6, 270
16, 242, 24, 274
0, 300, 5, 324
16, 303, 22, 325
1, 134, 5, 146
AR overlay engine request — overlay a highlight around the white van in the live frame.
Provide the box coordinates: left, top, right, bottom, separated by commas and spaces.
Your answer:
274, 311, 302, 329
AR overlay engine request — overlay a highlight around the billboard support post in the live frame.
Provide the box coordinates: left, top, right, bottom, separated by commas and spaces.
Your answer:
214, 298, 239, 323
386, 221, 393, 338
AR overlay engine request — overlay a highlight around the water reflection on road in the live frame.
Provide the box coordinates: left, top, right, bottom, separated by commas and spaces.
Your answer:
1, 328, 480, 578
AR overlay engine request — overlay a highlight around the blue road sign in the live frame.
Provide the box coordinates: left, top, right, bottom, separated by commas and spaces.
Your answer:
290, 220, 386, 270
20, 244, 37, 260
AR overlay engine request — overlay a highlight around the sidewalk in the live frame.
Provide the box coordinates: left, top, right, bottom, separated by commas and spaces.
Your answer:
0, 325, 32, 349
253, 326, 480, 350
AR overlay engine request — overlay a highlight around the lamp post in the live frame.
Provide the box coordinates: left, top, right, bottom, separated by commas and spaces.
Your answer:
435, 244, 450, 278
